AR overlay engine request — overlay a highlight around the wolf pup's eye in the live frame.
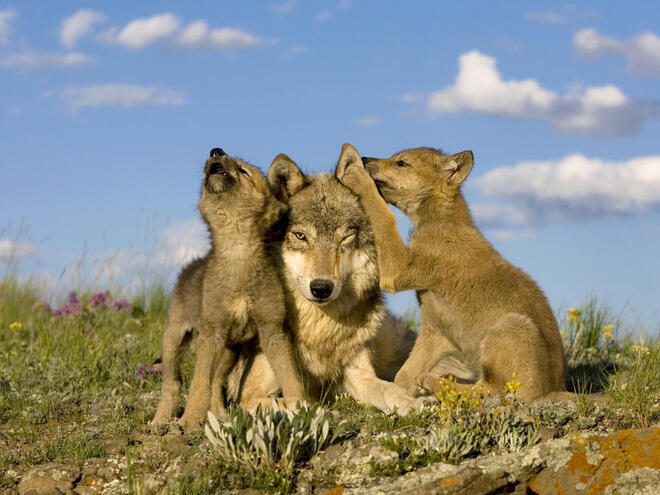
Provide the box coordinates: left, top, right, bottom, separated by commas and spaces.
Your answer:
397, 160, 408, 167
237, 166, 249, 175
292, 232, 307, 241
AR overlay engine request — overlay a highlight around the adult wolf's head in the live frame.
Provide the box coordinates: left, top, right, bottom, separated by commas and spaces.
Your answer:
358, 147, 474, 217
199, 147, 285, 230
268, 153, 379, 307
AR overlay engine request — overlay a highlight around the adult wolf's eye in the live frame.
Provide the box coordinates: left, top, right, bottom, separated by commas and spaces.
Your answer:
292, 232, 307, 241
341, 231, 357, 244
237, 166, 249, 175
397, 160, 408, 167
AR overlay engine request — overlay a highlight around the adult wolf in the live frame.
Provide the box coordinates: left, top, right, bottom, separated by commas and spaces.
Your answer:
337, 143, 566, 401
227, 151, 422, 414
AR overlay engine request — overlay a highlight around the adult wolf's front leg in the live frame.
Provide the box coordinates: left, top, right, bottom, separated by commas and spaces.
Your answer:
342, 347, 424, 415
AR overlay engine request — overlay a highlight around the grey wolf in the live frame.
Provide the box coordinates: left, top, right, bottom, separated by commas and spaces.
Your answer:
228, 151, 423, 414
337, 143, 566, 401
152, 147, 304, 429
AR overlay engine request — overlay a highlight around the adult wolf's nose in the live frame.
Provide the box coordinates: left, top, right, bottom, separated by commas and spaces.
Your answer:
310, 279, 334, 300
210, 147, 226, 157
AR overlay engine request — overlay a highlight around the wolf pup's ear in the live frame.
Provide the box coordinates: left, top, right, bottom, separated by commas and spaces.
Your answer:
268, 154, 307, 203
262, 197, 288, 229
335, 143, 363, 179
443, 150, 474, 187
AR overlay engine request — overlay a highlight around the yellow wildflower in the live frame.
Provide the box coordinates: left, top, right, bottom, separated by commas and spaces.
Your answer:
567, 308, 580, 323
505, 372, 521, 395
602, 324, 613, 341
632, 345, 651, 356
9, 321, 22, 329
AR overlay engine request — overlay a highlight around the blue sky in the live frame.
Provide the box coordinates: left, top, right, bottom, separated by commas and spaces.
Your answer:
1, 1, 659, 332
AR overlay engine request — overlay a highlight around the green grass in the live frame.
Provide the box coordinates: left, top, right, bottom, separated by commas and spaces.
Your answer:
0, 273, 658, 493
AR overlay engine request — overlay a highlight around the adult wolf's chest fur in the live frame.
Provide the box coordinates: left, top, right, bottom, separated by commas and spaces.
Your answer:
288, 290, 383, 381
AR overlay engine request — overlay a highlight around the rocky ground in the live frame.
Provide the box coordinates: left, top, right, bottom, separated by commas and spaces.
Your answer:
1, 284, 659, 494
9, 419, 660, 494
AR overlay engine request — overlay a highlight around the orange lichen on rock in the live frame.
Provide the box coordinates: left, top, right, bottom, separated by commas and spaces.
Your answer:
528, 427, 660, 494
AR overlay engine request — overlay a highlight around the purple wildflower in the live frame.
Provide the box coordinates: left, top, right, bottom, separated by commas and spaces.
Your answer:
89, 291, 109, 308
136, 363, 161, 379
136, 364, 149, 379
113, 298, 131, 311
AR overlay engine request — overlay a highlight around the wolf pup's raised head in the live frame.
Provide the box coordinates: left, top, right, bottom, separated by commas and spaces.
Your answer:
199, 147, 285, 231
360, 147, 473, 217
267, 153, 379, 308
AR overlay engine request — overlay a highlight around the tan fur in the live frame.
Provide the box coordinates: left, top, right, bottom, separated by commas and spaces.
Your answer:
337, 143, 566, 401
228, 153, 424, 414
152, 149, 304, 429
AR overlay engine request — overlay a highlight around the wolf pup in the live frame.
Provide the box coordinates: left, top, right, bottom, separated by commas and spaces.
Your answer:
152, 148, 304, 428
229, 151, 423, 414
337, 144, 566, 401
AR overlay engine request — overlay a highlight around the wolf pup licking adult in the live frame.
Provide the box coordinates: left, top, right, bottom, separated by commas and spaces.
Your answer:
338, 143, 566, 401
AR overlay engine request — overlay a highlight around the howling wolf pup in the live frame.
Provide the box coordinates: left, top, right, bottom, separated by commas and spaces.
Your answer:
227, 151, 423, 414
337, 143, 566, 401
152, 148, 304, 429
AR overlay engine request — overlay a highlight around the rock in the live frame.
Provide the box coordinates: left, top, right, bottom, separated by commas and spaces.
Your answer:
17, 462, 80, 495
71, 457, 124, 494
322, 427, 660, 494
527, 427, 660, 494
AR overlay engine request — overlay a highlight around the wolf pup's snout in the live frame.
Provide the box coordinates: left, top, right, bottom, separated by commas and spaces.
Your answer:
210, 147, 226, 158
310, 279, 334, 300
362, 157, 374, 165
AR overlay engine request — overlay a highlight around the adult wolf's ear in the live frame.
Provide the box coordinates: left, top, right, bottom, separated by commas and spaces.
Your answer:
335, 143, 363, 179
442, 150, 474, 187
268, 154, 307, 203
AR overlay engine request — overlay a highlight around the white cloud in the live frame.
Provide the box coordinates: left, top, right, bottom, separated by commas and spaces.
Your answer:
177, 22, 262, 50
315, 10, 332, 22
91, 219, 209, 285
354, 116, 380, 127
523, 11, 565, 24
470, 204, 534, 227
154, 219, 209, 266
417, 50, 659, 136
338, 1, 352, 9
472, 154, 660, 224
60, 9, 106, 48
99, 13, 263, 52
270, 0, 297, 15
2, 51, 94, 70
0, 239, 34, 259
574, 28, 660, 76
0, 8, 16, 44
100, 13, 180, 49
47, 83, 186, 112
428, 51, 555, 118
